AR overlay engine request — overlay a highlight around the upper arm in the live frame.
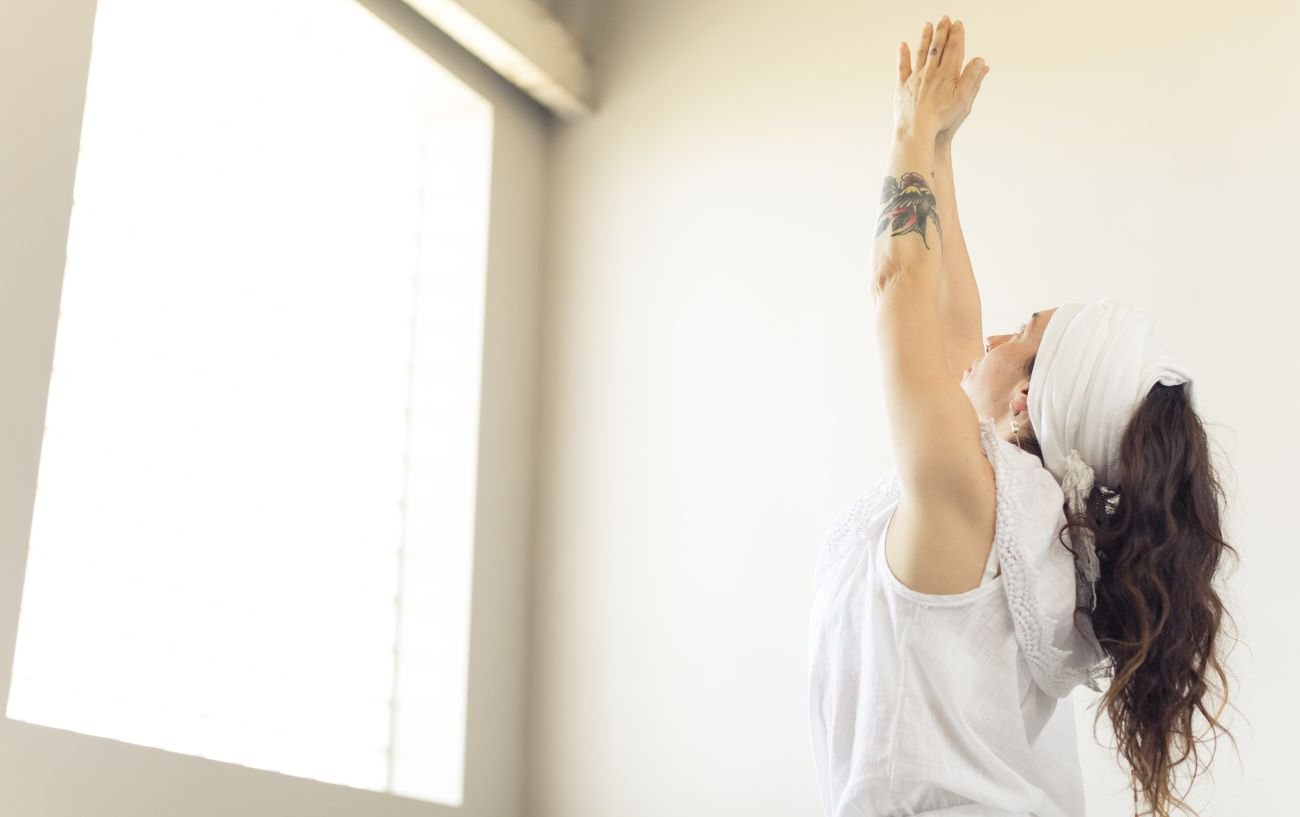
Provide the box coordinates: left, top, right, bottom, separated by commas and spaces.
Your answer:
942, 333, 986, 385
872, 265, 990, 515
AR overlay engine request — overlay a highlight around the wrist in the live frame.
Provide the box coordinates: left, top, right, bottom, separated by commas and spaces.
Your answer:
934, 134, 953, 160
893, 120, 939, 144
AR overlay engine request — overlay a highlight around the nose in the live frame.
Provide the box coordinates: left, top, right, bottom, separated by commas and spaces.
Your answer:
984, 334, 1012, 352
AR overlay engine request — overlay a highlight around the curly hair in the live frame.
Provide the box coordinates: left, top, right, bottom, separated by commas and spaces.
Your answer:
1020, 352, 1241, 817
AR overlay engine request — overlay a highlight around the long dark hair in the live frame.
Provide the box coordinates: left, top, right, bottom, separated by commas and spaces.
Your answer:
1022, 353, 1241, 817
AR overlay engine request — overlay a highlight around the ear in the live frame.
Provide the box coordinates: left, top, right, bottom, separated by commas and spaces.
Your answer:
1011, 380, 1031, 417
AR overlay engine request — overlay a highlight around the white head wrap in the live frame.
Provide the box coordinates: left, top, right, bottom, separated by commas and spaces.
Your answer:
1026, 300, 1195, 612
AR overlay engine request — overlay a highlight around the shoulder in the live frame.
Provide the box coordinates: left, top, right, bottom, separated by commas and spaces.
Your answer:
883, 418, 1069, 597
883, 419, 1001, 596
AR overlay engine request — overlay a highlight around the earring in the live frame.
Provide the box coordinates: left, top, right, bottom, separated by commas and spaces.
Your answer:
1010, 414, 1023, 450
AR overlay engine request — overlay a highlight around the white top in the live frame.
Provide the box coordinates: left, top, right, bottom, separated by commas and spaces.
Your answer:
807, 416, 1110, 817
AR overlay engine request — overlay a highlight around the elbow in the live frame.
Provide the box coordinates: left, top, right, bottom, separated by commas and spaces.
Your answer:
872, 260, 903, 302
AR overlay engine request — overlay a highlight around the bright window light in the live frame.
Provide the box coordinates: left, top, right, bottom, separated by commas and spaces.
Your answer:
6, 0, 493, 806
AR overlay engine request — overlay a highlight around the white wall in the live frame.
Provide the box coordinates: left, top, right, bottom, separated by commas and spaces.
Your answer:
0, 0, 550, 814
532, 0, 1293, 814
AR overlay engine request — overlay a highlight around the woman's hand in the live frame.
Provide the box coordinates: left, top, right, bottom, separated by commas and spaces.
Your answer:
893, 16, 989, 141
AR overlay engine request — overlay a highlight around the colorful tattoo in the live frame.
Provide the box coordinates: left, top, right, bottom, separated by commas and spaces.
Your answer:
876, 171, 941, 249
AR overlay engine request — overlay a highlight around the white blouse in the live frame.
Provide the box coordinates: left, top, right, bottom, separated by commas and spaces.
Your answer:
807, 417, 1110, 817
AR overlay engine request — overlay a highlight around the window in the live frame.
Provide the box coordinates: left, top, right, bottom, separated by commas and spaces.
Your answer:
6, 0, 493, 806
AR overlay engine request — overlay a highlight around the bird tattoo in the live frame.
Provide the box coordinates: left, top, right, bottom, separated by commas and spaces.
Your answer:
875, 171, 941, 249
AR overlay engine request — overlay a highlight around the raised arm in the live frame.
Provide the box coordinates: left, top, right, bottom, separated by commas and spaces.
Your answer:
872, 15, 991, 504
930, 137, 988, 381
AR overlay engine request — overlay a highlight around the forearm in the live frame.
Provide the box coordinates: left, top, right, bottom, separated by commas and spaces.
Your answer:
872, 126, 942, 289
930, 139, 983, 341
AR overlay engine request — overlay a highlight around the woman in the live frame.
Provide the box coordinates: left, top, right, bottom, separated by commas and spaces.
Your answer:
807, 16, 1237, 817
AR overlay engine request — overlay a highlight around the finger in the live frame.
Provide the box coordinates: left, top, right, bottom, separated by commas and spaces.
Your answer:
898, 41, 911, 84
915, 20, 933, 74
942, 19, 965, 75
961, 57, 987, 95
926, 15, 951, 75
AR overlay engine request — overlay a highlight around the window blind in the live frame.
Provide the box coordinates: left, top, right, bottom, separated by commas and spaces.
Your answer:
7, 0, 493, 806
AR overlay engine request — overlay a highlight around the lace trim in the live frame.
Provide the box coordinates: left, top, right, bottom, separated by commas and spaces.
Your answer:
978, 416, 1109, 696
814, 469, 900, 589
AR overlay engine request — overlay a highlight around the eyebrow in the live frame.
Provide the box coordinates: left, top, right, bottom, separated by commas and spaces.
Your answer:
1010, 312, 1040, 337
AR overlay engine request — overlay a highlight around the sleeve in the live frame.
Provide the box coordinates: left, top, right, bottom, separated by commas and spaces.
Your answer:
978, 417, 1112, 698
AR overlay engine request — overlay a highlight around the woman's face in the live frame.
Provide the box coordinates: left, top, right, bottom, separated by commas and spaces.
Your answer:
960, 306, 1059, 424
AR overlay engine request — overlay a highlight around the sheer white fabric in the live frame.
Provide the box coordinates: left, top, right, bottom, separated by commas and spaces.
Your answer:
807, 417, 1109, 816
